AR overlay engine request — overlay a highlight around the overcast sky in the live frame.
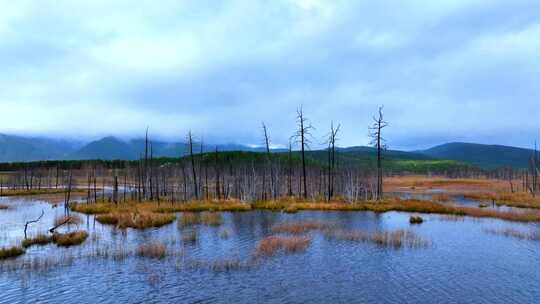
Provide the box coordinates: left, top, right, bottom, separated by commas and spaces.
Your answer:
1, 0, 539, 150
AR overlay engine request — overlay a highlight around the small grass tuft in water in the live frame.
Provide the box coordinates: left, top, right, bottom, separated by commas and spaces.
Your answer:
255, 235, 311, 256
409, 215, 424, 224
179, 212, 223, 227
324, 229, 429, 249
271, 220, 335, 235
0, 246, 25, 260
136, 242, 167, 259
52, 230, 89, 247
22, 234, 53, 248
182, 230, 198, 243
201, 212, 223, 226
0, 204, 9, 210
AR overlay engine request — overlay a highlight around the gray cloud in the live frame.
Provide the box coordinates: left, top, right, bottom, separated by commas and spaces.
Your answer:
1, 0, 539, 149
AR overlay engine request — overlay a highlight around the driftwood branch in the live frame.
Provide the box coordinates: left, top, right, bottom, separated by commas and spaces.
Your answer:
24, 210, 44, 239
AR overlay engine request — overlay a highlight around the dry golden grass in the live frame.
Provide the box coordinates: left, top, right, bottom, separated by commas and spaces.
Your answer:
54, 214, 83, 226
96, 212, 175, 229
484, 228, 540, 241
52, 230, 89, 247
324, 229, 429, 248
22, 234, 53, 248
0, 246, 25, 260
201, 212, 223, 226
385, 175, 511, 193
72, 196, 540, 223
136, 242, 167, 259
255, 235, 311, 256
271, 220, 335, 235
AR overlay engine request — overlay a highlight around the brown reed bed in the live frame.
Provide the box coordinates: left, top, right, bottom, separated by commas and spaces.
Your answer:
254, 235, 311, 256
271, 220, 336, 235
484, 228, 540, 241
323, 229, 429, 248
54, 214, 83, 226
52, 230, 89, 247
96, 212, 176, 229
0, 255, 75, 273
0, 246, 25, 260
22, 234, 53, 248
136, 242, 167, 259
0, 204, 8, 210
73, 197, 540, 223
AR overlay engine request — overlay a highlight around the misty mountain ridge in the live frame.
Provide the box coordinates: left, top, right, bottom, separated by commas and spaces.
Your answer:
0, 134, 537, 169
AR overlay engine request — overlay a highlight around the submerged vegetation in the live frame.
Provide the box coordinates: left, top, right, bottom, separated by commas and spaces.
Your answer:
484, 228, 540, 241
136, 242, 167, 259
324, 229, 429, 249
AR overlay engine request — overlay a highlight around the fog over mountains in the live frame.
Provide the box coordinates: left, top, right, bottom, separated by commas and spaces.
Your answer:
0, 133, 536, 169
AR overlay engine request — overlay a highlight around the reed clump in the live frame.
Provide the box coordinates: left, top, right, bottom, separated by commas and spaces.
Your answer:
136, 242, 167, 259
0, 246, 25, 260
255, 235, 311, 256
324, 229, 429, 248
52, 230, 89, 247
22, 234, 53, 248
70, 203, 113, 214
464, 191, 540, 209
96, 212, 175, 229
409, 215, 423, 224
271, 220, 335, 235
0, 204, 8, 210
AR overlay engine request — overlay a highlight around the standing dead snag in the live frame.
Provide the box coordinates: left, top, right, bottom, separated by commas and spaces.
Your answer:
326, 122, 340, 201
24, 210, 44, 239
262, 122, 275, 199
188, 131, 199, 200
294, 106, 314, 200
369, 106, 388, 201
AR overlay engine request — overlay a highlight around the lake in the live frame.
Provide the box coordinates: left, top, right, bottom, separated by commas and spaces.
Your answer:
1, 195, 540, 304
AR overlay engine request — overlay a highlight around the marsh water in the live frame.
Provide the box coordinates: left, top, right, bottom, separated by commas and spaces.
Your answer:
1, 195, 540, 304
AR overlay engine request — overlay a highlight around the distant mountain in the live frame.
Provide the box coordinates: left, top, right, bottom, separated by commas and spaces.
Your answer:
66, 137, 265, 160
419, 142, 535, 169
0, 134, 80, 162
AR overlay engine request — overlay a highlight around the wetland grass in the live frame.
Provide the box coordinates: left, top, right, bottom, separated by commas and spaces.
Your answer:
136, 242, 167, 259
484, 228, 540, 241
0, 204, 8, 210
271, 220, 335, 235
255, 235, 311, 256
96, 212, 176, 229
22, 234, 53, 248
52, 230, 89, 247
323, 229, 429, 248
0, 246, 25, 260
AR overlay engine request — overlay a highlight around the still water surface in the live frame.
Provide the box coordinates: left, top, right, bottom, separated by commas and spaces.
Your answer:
1, 196, 539, 304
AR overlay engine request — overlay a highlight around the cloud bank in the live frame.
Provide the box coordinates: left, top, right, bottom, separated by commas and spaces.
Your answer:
1, 0, 539, 149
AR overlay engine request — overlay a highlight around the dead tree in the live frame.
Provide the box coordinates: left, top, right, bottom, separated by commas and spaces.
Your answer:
369, 106, 388, 201
188, 131, 199, 200
294, 107, 314, 199
262, 122, 275, 199
326, 122, 340, 201
24, 210, 44, 239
